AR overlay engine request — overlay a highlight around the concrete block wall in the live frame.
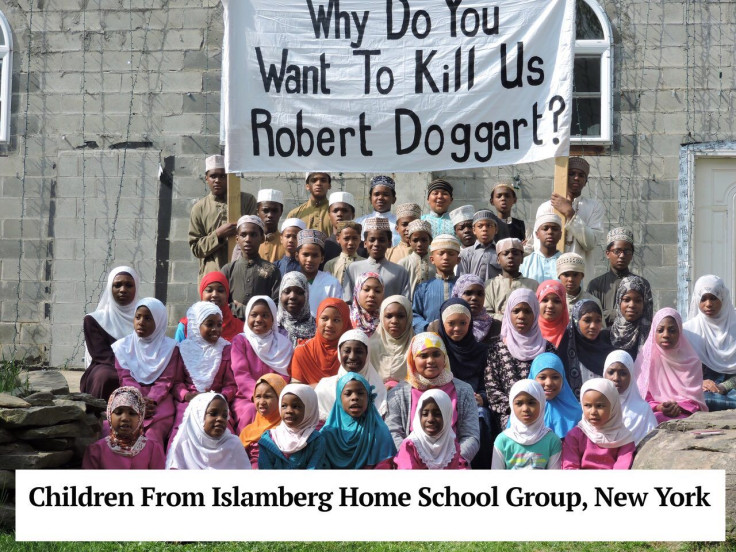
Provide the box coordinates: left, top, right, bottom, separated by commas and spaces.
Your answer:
0, 0, 733, 367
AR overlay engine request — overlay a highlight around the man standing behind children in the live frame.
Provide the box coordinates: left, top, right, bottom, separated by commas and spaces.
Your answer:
412, 234, 462, 333
458, 210, 501, 282
286, 171, 332, 235
386, 203, 422, 263
485, 238, 539, 320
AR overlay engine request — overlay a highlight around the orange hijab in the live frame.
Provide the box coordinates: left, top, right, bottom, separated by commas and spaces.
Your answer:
199, 272, 244, 342
536, 280, 569, 348
239, 373, 288, 447
290, 298, 352, 384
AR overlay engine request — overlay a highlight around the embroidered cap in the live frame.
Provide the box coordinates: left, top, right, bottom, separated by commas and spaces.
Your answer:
556, 252, 585, 276
406, 219, 432, 239
280, 218, 307, 232
237, 215, 265, 233
205, 155, 224, 173
491, 180, 517, 198
606, 227, 634, 247
370, 175, 396, 190
450, 205, 474, 227
568, 157, 590, 176
257, 189, 284, 205
305, 171, 331, 183
430, 234, 461, 253
395, 203, 422, 220
495, 238, 523, 254
329, 191, 355, 207
363, 217, 392, 233
473, 210, 498, 225
297, 229, 327, 249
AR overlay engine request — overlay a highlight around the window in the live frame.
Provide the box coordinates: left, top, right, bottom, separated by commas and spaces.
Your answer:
571, 0, 612, 143
0, 11, 12, 143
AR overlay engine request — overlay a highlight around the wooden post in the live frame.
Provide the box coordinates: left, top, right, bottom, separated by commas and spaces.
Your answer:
227, 173, 240, 259
553, 156, 569, 251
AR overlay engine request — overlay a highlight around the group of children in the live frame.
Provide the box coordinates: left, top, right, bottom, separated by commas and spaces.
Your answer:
77, 155, 734, 470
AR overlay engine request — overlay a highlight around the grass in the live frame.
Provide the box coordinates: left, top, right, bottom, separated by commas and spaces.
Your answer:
0, 356, 28, 394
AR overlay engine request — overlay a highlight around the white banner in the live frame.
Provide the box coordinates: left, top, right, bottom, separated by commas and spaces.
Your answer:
16, 469, 725, 541
221, 0, 576, 173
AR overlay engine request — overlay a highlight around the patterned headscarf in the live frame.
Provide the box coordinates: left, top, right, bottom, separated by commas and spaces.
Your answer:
350, 272, 384, 337
609, 275, 653, 355
277, 271, 316, 346
106, 386, 147, 457
406, 332, 454, 391
452, 274, 492, 341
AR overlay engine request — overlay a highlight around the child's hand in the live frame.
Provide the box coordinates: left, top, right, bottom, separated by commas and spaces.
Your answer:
702, 379, 720, 393
660, 401, 681, 418
143, 397, 156, 418
184, 392, 198, 402
474, 393, 483, 407
216, 222, 237, 239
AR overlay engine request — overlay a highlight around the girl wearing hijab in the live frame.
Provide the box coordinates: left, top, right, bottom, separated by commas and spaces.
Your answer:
395, 389, 468, 470
83, 386, 165, 469
562, 378, 635, 470
683, 275, 736, 411
321, 373, 396, 469
350, 272, 384, 337
290, 298, 352, 386
315, 330, 386, 421
239, 374, 287, 468
536, 280, 569, 348
450, 274, 501, 344
491, 380, 561, 470
171, 302, 236, 446
528, 353, 581, 439
258, 384, 325, 469
636, 308, 707, 423
277, 272, 317, 346
231, 296, 293, 431
174, 271, 244, 343
166, 392, 251, 470
370, 296, 414, 388
81, 266, 139, 401
385, 332, 480, 463
112, 298, 179, 446
604, 275, 653, 360
604, 350, 657, 445
484, 289, 555, 433
557, 300, 615, 399
438, 298, 492, 469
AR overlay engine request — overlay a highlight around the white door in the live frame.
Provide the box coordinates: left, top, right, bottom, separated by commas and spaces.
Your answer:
693, 157, 736, 295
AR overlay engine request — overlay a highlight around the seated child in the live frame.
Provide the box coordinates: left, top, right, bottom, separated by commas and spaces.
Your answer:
449, 205, 476, 249
296, 229, 342, 316
349, 272, 385, 338
371, 296, 415, 388
82, 386, 165, 469
275, 218, 307, 277
528, 352, 581, 439
562, 378, 635, 470
386, 203, 421, 262
277, 272, 316, 347
323, 221, 365, 290
412, 234, 461, 334
166, 392, 251, 470
485, 238, 539, 320
520, 213, 563, 282
321, 373, 396, 469
491, 380, 561, 469
175, 271, 244, 343
458, 210, 500, 282
398, 219, 435, 300
395, 389, 468, 470
239, 374, 287, 468
258, 384, 325, 469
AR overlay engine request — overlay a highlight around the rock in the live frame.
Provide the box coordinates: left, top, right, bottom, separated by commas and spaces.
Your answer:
28, 438, 72, 451
0, 405, 85, 428
24, 371, 69, 395
633, 410, 736, 537
14, 421, 93, 440
52, 399, 87, 415
0, 428, 13, 444
0, 470, 14, 489
0, 394, 30, 409
57, 393, 107, 413
0, 442, 73, 470
84, 412, 103, 431
23, 392, 56, 406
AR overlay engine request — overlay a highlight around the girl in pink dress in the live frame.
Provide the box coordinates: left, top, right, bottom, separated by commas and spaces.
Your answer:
82, 386, 165, 469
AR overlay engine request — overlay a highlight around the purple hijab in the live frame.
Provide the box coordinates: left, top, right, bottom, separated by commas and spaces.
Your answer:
452, 274, 493, 341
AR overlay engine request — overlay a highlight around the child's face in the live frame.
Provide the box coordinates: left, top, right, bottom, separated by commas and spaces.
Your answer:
414, 348, 446, 379
460, 284, 485, 317
443, 313, 470, 342
341, 380, 369, 419
370, 185, 395, 213
419, 398, 443, 436
247, 301, 273, 335
578, 311, 603, 340
430, 248, 460, 275
253, 382, 279, 418
491, 187, 516, 215
281, 227, 301, 255
619, 290, 644, 322
536, 223, 562, 249
604, 362, 631, 394
409, 231, 431, 256
428, 189, 452, 214
535, 368, 563, 401
203, 397, 229, 439
582, 390, 611, 427
199, 314, 223, 344
512, 391, 540, 425
329, 202, 354, 230
655, 316, 679, 349
498, 248, 523, 273
337, 227, 361, 256
605, 240, 634, 272
306, 173, 331, 199
699, 293, 723, 318
317, 306, 344, 340
257, 202, 283, 233
281, 393, 306, 428
237, 223, 264, 258
134, 306, 155, 338
473, 219, 497, 245
206, 169, 227, 199
454, 221, 475, 247
297, 243, 324, 277
539, 293, 564, 322
110, 405, 140, 439
280, 285, 306, 316
364, 230, 390, 260
383, 303, 408, 338
339, 340, 368, 373
202, 282, 227, 308
559, 271, 584, 295
358, 278, 384, 313
111, 273, 136, 306
396, 216, 416, 243
509, 302, 534, 334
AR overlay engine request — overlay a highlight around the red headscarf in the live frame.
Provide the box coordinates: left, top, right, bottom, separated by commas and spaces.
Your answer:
536, 280, 569, 347
179, 271, 244, 343
290, 298, 352, 385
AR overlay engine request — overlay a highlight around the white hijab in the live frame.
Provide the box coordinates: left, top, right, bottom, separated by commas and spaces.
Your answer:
270, 384, 320, 454
577, 378, 634, 448
503, 380, 551, 446
605, 350, 657, 446
683, 275, 736, 374
243, 296, 293, 376
407, 389, 458, 469
111, 297, 176, 385
178, 302, 228, 392
166, 393, 251, 470
315, 330, 386, 421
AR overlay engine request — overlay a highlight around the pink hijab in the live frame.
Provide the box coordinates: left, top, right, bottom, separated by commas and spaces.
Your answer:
500, 289, 548, 361
636, 308, 707, 411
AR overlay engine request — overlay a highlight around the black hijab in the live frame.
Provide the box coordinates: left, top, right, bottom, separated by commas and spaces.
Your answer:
437, 298, 488, 393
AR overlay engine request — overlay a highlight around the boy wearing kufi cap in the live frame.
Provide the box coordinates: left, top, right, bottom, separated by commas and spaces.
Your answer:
421, 178, 455, 237
285, 171, 333, 235
355, 175, 402, 246
232, 188, 285, 263
449, 205, 476, 248
324, 191, 357, 263
397, 219, 435, 300
274, 218, 306, 276
386, 202, 422, 263
458, 210, 502, 282
484, 238, 539, 320
556, 252, 602, 315
296, 229, 343, 316
520, 212, 563, 282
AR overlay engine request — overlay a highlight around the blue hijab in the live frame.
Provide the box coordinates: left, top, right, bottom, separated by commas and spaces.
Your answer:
528, 352, 582, 439
320, 373, 396, 469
